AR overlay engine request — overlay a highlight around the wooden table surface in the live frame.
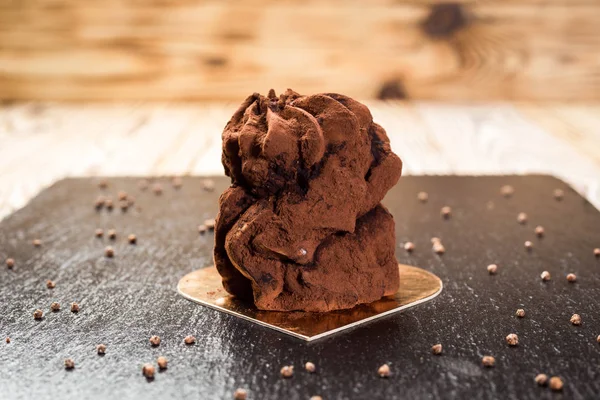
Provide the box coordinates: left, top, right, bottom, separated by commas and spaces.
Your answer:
1, 101, 600, 219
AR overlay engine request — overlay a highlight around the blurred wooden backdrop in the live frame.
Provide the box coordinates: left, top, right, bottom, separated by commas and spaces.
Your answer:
1, 0, 599, 101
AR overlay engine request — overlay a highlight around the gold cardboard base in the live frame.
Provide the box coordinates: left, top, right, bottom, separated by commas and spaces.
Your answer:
177, 264, 442, 341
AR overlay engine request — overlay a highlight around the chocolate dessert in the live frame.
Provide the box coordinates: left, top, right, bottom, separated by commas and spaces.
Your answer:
214, 89, 403, 312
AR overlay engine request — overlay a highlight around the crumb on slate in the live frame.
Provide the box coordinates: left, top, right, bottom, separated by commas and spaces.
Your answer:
553, 189, 564, 200
50, 302, 60, 312
541, 271, 551, 281
404, 242, 415, 252
516, 309, 525, 318
506, 333, 518, 346
105, 198, 114, 211
6, 258, 14, 269
46, 280, 56, 289
108, 229, 117, 240
71, 302, 80, 313
97, 344, 106, 355
5, 337, 10, 344
535, 226, 544, 237
153, 183, 163, 195
202, 179, 215, 192
142, 363, 155, 379
198, 225, 207, 234
549, 376, 563, 391
570, 314, 581, 326
184, 335, 196, 345
535, 373, 548, 386
440, 206, 451, 219
487, 264, 498, 275
149, 336, 161, 346
482, 356, 495, 367
595, 248, 600, 257
517, 212, 527, 224
104, 246, 114, 258
500, 185, 514, 197
128, 234, 137, 244
280, 365, 294, 378
433, 242, 445, 255
95, 228, 104, 238
157, 356, 168, 370
431, 344, 442, 355
417, 192, 428, 202
33, 309, 43, 320
377, 364, 390, 378
204, 219, 216, 230
305, 362, 316, 373
64, 358, 75, 370
524, 241, 533, 250
566, 273, 577, 282
234, 388, 247, 400
33, 239, 42, 247
172, 177, 183, 189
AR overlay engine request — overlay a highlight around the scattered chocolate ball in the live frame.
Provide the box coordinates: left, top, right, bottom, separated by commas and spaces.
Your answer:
71, 302, 80, 313
6, 258, 15, 269
487, 264, 498, 275
506, 333, 519, 346
541, 271, 551, 281
5, 337, 10, 343
105, 198, 114, 211
594, 248, 600, 257
517, 212, 527, 224
172, 177, 183, 189
64, 358, 75, 370
95, 228, 104, 238
33, 309, 43, 320
433, 242, 445, 255
524, 241, 533, 250
305, 361, 316, 373
280, 365, 294, 378
500, 185, 514, 198
157, 356, 168, 370
204, 219, 216, 231
149, 335, 161, 346
117, 191, 128, 201
97, 344, 106, 355
138, 179, 149, 191
98, 179, 108, 189
95, 196, 105, 210
417, 191, 428, 202
198, 225, 207, 235
108, 229, 117, 240
566, 273, 577, 282
515, 309, 525, 318
570, 313, 581, 325
535, 373, 548, 386
440, 206, 452, 219
32, 239, 42, 247
431, 344, 442, 355
104, 246, 114, 258
202, 179, 215, 192
535, 226, 544, 237
50, 302, 60, 312
377, 364, 390, 378
482, 356, 495, 367
404, 242, 415, 252
119, 200, 129, 212
184, 335, 196, 345
128, 234, 137, 244
142, 363, 155, 379
152, 183, 163, 195
233, 388, 247, 400
553, 189, 564, 200
549, 376, 564, 391
46, 280, 56, 289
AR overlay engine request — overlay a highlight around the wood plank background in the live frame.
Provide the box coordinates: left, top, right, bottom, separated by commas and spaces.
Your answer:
2, 101, 600, 220
1, 0, 599, 101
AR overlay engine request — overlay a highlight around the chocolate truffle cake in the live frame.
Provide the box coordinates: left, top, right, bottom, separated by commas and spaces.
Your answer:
214, 89, 403, 312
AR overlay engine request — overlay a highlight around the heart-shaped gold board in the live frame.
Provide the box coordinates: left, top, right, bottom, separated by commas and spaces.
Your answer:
177, 264, 442, 341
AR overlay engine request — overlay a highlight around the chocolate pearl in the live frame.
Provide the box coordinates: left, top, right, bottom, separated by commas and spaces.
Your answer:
172, 177, 183, 189
204, 219, 216, 230
198, 225, 207, 235
541, 271, 551, 281
524, 241, 533, 250
549, 376, 564, 391
433, 242, 445, 255
440, 206, 451, 219
566, 273, 577, 282
117, 191, 128, 201
487, 264, 498, 275
6, 258, 14, 269
233, 388, 247, 400
570, 313, 581, 325
202, 179, 215, 192
517, 212, 527, 224
535, 374, 548, 386
482, 356, 495, 367
46, 280, 55, 289
64, 358, 75, 370
553, 189, 564, 200
5, 337, 10, 344
377, 364, 390, 378
98, 180, 108, 189
142, 364, 155, 379
506, 333, 519, 346
152, 183, 163, 195
128, 234, 137, 244
95, 228, 104, 238
32, 239, 42, 247
594, 248, 600, 257
138, 179, 149, 191
108, 229, 117, 240
50, 302, 60, 312
104, 246, 114, 258
280, 365, 294, 378
97, 344, 106, 355
105, 198, 114, 211
535, 226, 544, 237
33, 309, 43, 320
305, 362, 316, 373
95, 196, 105, 210
404, 242, 415, 252
515, 309, 525, 318
119, 200, 129, 212
184, 335, 196, 345
500, 185, 514, 198
71, 302, 80, 313
149, 335, 161, 346
417, 191, 428, 202
157, 356, 168, 370
431, 344, 442, 355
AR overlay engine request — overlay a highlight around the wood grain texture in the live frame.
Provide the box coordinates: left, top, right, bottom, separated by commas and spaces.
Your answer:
2, 101, 600, 220
1, 176, 599, 399
0, 1, 598, 101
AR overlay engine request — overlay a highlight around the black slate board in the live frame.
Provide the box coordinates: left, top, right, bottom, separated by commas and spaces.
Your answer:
1, 175, 599, 400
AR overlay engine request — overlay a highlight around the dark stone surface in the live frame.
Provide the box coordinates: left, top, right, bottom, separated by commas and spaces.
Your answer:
0, 175, 599, 400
